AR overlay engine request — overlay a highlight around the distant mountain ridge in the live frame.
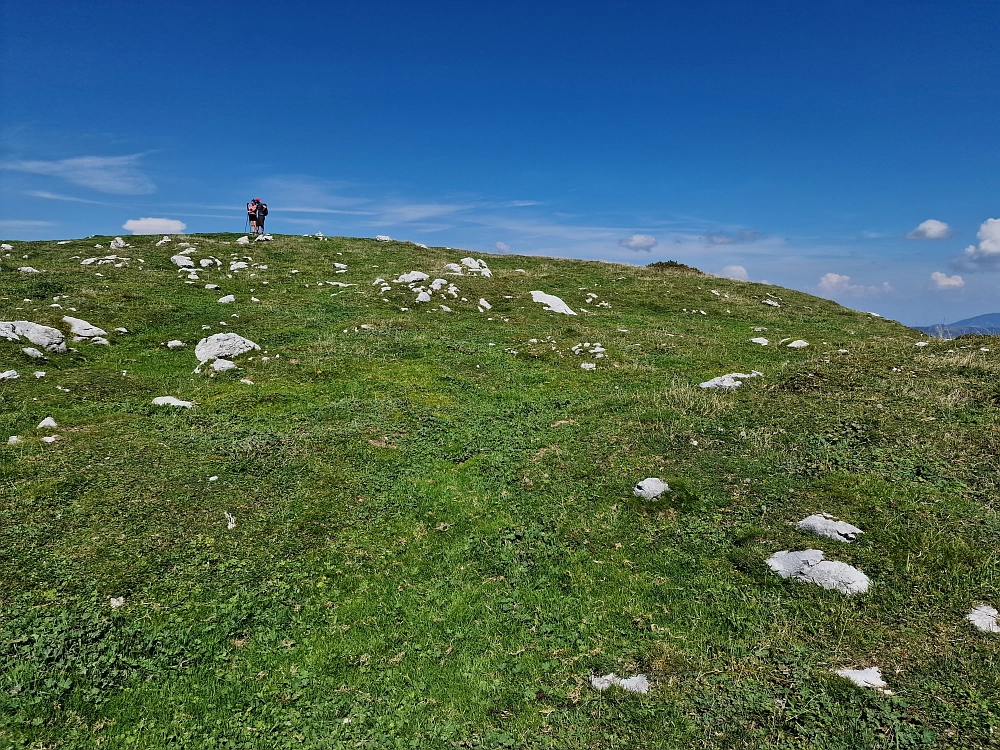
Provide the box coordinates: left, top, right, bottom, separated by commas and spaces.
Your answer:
914, 312, 1000, 338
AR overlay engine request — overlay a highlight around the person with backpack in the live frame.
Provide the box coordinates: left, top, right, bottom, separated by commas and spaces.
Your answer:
255, 200, 268, 234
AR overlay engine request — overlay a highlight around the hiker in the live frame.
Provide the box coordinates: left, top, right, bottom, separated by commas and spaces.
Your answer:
255, 199, 268, 234
246, 198, 259, 233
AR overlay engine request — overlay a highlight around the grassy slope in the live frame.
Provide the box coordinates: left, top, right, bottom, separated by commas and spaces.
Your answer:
0, 234, 998, 749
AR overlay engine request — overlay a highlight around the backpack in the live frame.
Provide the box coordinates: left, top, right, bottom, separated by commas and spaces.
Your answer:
258, 204, 268, 217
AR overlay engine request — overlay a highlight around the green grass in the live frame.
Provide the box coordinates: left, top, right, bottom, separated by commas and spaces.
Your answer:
1, 233, 998, 749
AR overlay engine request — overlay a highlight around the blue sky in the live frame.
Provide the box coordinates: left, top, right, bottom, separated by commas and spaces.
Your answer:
2, 0, 998, 326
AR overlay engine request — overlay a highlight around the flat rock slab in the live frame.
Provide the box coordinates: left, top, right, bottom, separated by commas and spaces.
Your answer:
195, 333, 260, 364
2, 322, 67, 352
967, 605, 1000, 633
796, 513, 863, 542
787, 340, 809, 348
37, 417, 57, 429
394, 271, 429, 283
766, 549, 870, 595
590, 673, 649, 694
152, 396, 193, 408
62, 316, 108, 338
634, 477, 670, 500
170, 255, 195, 268
530, 291, 576, 315
700, 371, 762, 390
0, 370, 18, 380
834, 667, 892, 694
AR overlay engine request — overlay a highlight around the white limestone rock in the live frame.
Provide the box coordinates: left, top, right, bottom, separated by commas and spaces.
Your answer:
0, 370, 18, 380
152, 396, 193, 408
375, 235, 393, 242
750, 337, 769, 345
194, 333, 260, 364
530, 291, 576, 316
38, 417, 58, 429
633, 478, 669, 500
166, 340, 186, 349
236, 236, 250, 246
763, 299, 780, 307
62, 316, 108, 338
5, 322, 66, 352
156, 236, 172, 246
796, 513, 863, 543
22, 347, 45, 358
766, 549, 870, 595
699, 371, 763, 390
18, 267, 40, 273
211, 358, 237, 372
966, 605, 1000, 633
218, 295, 235, 304
787, 340, 809, 349
110, 237, 128, 250
170, 254, 195, 268
8, 436, 21, 444
590, 673, 649, 694
394, 271, 429, 284
834, 667, 892, 694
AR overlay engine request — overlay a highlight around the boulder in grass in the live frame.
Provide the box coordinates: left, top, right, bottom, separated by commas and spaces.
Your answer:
23, 347, 45, 359
4, 322, 66, 352
375, 235, 393, 242
633, 477, 669, 500
37, 417, 58, 429
194, 333, 260, 365
834, 667, 892, 694
967, 605, 1000, 633
218, 295, 235, 304
766, 549, 870, 595
63, 316, 108, 339
393, 271, 429, 284
699, 371, 762, 390
211, 359, 237, 372
796, 513, 863, 543
530, 291, 576, 316
787, 340, 809, 349
590, 673, 649, 694
0, 370, 18, 380
152, 396, 193, 408
171, 254, 195, 268
235, 236, 250, 246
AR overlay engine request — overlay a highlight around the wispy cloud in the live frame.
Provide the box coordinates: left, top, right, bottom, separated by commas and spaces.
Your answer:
818, 272, 892, 296
618, 234, 658, 251
26, 190, 109, 205
705, 229, 761, 245
0, 154, 155, 195
0, 219, 54, 228
495, 241, 511, 252
719, 264, 749, 281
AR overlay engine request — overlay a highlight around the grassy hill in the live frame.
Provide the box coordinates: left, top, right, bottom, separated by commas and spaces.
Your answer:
1, 233, 998, 749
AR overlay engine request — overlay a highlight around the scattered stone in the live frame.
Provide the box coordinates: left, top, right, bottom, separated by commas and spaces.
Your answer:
0, 370, 18, 380
796, 513, 863, 543
699, 371, 763, 390
580, 362, 596, 370
1, 243, 12, 250
115, 327, 128, 333
205, 284, 220, 290
18, 267, 40, 273
634, 478, 669, 500
530, 291, 576, 315
236, 236, 250, 245
41, 436, 57, 443
914, 341, 929, 347
834, 667, 892, 694
218, 295, 235, 304
787, 340, 809, 349
110, 237, 129, 250
151, 396, 193, 408
34, 371, 45, 377
230, 261, 248, 271
966, 605, 1000, 633
394, 271, 430, 284
211, 358, 237, 372
8, 436, 21, 444
22, 347, 45, 358
110, 596, 125, 609
38, 417, 57, 429
156, 236, 172, 246
166, 340, 186, 349
763, 299, 780, 307
590, 673, 649, 694
479, 298, 492, 310
194, 333, 260, 365
750, 337, 769, 345
443, 263, 464, 274
225, 511, 237, 530
62, 316, 108, 338
254, 234, 273, 241
170, 254, 195, 268
766, 549, 870, 595
375, 235, 393, 242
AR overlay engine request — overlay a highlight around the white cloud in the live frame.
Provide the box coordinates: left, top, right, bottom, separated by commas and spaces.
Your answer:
930, 271, 964, 289
720, 264, 749, 281
618, 234, 658, 251
495, 241, 511, 252
818, 272, 892, 296
0, 154, 155, 195
906, 219, 950, 240
0, 219, 54, 228
956, 218, 1000, 270
122, 217, 186, 234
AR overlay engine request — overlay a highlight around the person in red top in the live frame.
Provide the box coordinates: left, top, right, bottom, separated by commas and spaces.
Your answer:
247, 198, 260, 234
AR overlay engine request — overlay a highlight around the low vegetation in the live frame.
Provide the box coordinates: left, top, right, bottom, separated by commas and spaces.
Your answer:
1, 234, 997, 749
